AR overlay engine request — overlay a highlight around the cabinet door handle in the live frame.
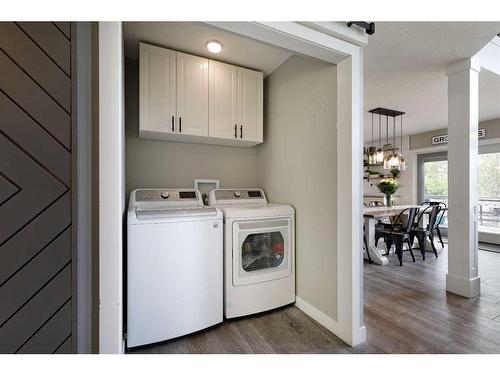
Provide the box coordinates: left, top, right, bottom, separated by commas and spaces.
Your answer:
234, 125, 237, 138
171, 116, 174, 132
240, 125, 243, 139
179, 117, 182, 133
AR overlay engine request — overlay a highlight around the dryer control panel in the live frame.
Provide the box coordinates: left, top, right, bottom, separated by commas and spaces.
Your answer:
208, 189, 267, 205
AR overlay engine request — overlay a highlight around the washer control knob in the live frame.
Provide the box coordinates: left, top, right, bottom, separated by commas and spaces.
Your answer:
234, 191, 241, 198
160, 191, 169, 199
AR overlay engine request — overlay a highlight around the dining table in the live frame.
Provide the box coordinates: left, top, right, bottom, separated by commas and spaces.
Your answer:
363, 205, 420, 265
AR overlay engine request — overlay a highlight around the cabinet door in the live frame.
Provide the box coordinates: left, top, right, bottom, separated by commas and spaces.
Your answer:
237, 67, 263, 142
139, 43, 176, 134
176, 52, 209, 136
209, 60, 238, 140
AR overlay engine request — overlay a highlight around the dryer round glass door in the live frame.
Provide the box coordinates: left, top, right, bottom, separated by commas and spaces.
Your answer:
232, 218, 292, 286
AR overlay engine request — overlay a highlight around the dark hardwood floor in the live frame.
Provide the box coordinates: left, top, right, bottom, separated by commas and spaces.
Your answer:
128, 244, 500, 354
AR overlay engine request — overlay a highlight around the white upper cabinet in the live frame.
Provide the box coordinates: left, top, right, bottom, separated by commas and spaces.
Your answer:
237, 67, 263, 143
209, 60, 238, 140
176, 52, 209, 137
139, 43, 176, 136
139, 42, 263, 147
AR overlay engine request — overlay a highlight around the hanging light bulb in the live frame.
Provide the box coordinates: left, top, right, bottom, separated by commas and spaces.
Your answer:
367, 113, 376, 165
396, 113, 406, 170
375, 114, 384, 163
384, 115, 400, 169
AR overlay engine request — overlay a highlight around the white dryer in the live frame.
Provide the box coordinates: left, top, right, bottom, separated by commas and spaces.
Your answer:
208, 189, 295, 318
127, 189, 223, 348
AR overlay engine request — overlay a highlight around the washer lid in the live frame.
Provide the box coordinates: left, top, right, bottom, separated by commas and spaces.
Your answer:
216, 203, 294, 219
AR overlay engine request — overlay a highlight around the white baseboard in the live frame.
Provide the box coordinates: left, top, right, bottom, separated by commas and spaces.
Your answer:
295, 296, 344, 343
295, 296, 366, 347
446, 274, 481, 298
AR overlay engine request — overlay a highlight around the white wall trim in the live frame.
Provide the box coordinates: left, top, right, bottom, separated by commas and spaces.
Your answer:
210, 22, 366, 347
98, 21, 125, 354
300, 22, 368, 47
205, 22, 355, 64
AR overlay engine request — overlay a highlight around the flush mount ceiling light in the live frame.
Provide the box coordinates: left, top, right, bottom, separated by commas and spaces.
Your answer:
206, 40, 222, 54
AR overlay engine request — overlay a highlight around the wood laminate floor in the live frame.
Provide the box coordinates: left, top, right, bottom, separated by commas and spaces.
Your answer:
128, 244, 500, 354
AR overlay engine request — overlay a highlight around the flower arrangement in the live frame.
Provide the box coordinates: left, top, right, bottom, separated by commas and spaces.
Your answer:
376, 178, 400, 207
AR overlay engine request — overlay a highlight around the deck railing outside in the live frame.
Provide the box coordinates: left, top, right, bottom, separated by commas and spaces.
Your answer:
424, 195, 500, 230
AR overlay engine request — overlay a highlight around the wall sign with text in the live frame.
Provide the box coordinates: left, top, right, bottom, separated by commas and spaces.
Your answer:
431, 128, 486, 145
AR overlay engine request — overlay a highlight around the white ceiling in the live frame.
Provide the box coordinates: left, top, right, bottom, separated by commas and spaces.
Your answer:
123, 22, 292, 76
364, 22, 500, 140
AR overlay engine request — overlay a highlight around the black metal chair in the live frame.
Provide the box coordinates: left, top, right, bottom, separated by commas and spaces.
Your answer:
434, 203, 447, 247
374, 207, 419, 266
410, 205, 441, 259
419, 201, 447, 247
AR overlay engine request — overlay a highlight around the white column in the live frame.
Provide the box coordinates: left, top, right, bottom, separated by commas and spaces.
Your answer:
446, 59, 480, 298
99, 21, 125, 353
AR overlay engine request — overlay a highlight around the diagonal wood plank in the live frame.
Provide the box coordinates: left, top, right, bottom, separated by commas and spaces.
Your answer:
53, 22, 70, 40
0, 192, 71, 285
16, 22, 70, 76
0, 264, 71, 353
0, 228, 71, 325
17, 300, 71, 354
0, 92, 70, 185
0, 22, 71, 111
54, 335, 72, 353
0, 134, 67, 245
0, 51, 70, 148
0, 173, 20, 206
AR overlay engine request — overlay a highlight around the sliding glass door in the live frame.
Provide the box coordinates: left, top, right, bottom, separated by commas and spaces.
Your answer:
418, 152, 449, 230
418, 146, 500, 240
477, 147, 500, 234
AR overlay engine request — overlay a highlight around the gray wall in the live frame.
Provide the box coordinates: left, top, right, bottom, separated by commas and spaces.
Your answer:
256, 55, 338, 320
410, 118, 500, 150
125, 58, 259, 198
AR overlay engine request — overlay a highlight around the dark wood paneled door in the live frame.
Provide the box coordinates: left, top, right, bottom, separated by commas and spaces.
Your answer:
0, 21, 74, 353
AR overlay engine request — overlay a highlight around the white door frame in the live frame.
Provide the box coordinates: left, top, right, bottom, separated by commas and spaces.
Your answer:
207, 22, 367, 346
97, 21, 366, 351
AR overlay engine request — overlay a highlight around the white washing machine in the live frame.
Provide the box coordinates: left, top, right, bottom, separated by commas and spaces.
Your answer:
208, 189, 295, 318
127, 189, 223, 348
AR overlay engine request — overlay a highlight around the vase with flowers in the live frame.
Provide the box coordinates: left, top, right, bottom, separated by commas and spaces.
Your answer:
376, 178, 400, 207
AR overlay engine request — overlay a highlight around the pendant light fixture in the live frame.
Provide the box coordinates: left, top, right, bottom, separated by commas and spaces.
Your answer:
369, 107, 406, 169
